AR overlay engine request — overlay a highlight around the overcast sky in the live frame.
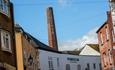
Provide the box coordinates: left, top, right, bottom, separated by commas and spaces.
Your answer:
10, 0, 109, 51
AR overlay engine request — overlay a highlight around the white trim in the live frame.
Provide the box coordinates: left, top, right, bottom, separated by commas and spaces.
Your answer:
100, 33, 103, 45
0, 0, 10, 16
105, 27, 109, 40
1, 30, 12, 53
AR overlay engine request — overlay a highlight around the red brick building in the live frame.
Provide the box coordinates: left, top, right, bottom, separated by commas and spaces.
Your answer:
97, 12, 115, 70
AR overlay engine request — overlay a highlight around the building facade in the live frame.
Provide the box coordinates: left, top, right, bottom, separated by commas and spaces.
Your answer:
15, 25, 39, 70
97, 12, 115, 70
39, 49, 101, 70
0, 0, 16, 70
79, 44, 100, 56
14, 23, 101, 70
109, 0, 115, 69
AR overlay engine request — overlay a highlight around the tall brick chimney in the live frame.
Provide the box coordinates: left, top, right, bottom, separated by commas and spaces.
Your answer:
47, 7, 58, 50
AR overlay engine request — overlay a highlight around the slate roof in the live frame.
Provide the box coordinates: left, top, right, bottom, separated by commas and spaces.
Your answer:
61, 51, 80, 55
96, 22, 107, 33
15, 24, 100, 55
15, 24, 60, 53
87, 44, 100, 53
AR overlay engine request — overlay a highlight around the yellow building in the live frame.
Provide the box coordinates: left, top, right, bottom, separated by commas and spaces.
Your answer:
15, 24, 39, 70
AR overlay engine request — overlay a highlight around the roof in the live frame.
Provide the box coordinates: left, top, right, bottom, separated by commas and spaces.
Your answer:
15, 24, 100, 55
96, 11, 112, 33
61, 51, 80, 55
87, 44, 100, 52
110, 0, 115, 2
79, 44, 100, 54
15, 24, 60, 53
29, 34, 60, 53
96, 22, 107, 33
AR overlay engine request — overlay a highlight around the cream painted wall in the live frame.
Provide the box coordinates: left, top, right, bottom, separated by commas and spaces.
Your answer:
15, 33, 24, 70
79, 45, 100, 56
39, 49, 101, 70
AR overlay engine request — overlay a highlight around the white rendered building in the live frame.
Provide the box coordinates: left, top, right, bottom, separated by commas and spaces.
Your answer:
39, 48, 101, 70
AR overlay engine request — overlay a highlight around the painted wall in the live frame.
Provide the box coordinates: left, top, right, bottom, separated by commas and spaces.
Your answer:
39, 49, 101, 70
15, 31, 39, 70
15, 32, 24, 70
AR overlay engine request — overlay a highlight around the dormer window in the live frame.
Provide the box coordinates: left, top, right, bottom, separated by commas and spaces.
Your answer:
0, 0, 10, 16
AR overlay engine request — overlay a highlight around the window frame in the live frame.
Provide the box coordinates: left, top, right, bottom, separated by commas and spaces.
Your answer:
105, 27, 109, 41
93, 63, 96, 69
48, 57, 54, 70
0, 0, 10, 16
100, 32, 103, 45
66, 64, 70, 70
1, 30, 12, 53
77, 64, 81, 70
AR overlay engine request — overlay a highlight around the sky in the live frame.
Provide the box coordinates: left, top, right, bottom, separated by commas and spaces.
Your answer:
10, 0, 109, 51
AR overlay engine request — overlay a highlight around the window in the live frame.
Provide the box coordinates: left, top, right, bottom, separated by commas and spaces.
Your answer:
103, 53, 108, 66
112, 30, 115, 42
110, 2, 115, 10
1, 30, 11, 52
77, 64, 81, 70
0, 0, 9, 16
23, 49, 27, 65
28, 54, 33, 67
100, 33, 103, 45
113, 23, 115, 34
57, 58, 59, 67
93, 63, 96, 69
48, 57, 54, 70
66, 64, 70, 70
105, 27, 109, 40
87, 63, 90, 70
112, 11, 115, 34
99, 63, 102, 70
109, 49, 113, 64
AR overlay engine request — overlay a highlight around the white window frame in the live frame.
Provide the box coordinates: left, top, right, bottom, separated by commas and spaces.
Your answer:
48, 57, 54, 70
109, 49, 113, 64
100, 33, 103, 45
113, 46, 115, 49
112, 30, 115, 42
1, 30, 11, 52
112, 11, 115, 34
0, 0, 9, 16
105, 27, 109, 40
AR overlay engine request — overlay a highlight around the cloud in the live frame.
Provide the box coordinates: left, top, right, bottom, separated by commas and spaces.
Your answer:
58, 0, 71, 7
59, 27, 99, 51
58, 0, 67, 5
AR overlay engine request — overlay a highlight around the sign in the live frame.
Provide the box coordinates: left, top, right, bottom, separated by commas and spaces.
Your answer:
67, 57, 79, 63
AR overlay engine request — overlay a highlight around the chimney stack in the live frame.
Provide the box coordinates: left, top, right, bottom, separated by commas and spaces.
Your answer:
47, 7, 58, 50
